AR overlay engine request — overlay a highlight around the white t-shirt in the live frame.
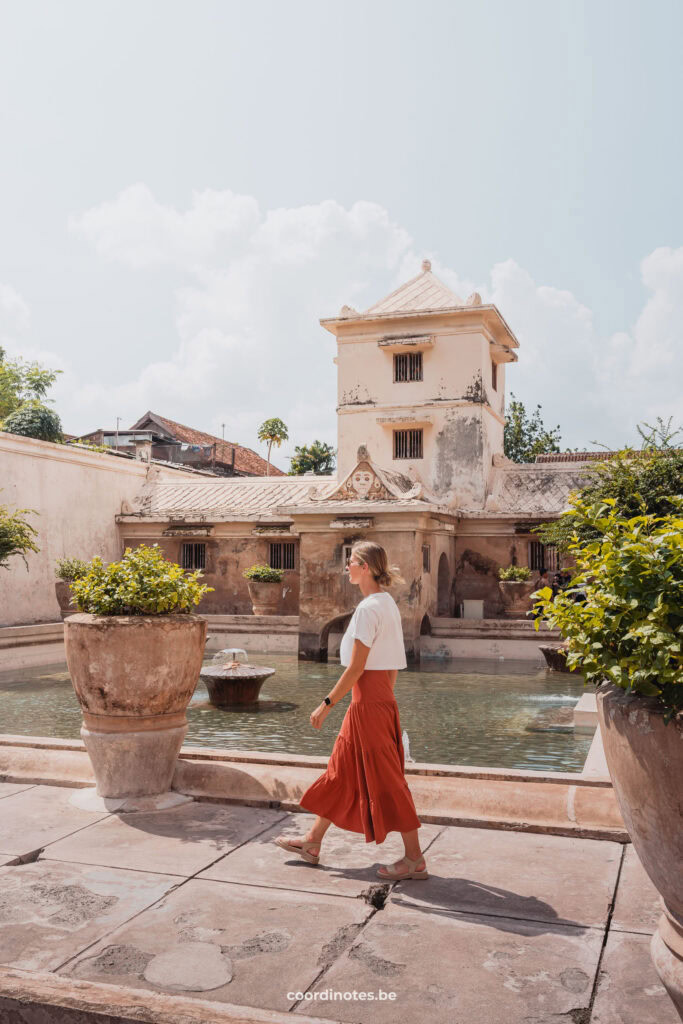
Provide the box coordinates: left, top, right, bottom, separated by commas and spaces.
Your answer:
339, 591, 407, 670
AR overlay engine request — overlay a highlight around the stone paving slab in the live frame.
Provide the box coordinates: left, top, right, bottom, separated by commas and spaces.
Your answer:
0, 784, 109, 857
388, 823, 622, 929
611, 845, 663, 935
199, 811, 445, 898
0, 782, 34, 799
44, 802, 288, 876
0, 859, 182, 972
295, 900, 604, 1024
591, 929, 679, 1023
62, 878, 373, 1013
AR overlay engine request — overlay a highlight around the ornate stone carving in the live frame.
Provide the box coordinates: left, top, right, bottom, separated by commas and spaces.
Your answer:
332, 461, 393, 502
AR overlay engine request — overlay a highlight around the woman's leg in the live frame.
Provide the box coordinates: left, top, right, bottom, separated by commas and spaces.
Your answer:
288, 815, 333, 855
398, 828, 425, 868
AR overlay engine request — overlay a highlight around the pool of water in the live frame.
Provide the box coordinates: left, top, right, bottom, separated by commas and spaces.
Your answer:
0, 655, 593, 773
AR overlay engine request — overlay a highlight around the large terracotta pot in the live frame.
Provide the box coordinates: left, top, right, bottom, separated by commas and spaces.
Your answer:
596, 683, 683, 1016
55, 580, 77, 619
498, 579, 537, 619
247, 579, 282, 615
64, 613, 206, 799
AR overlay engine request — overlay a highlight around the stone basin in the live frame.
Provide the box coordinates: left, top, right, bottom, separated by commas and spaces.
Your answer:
199, 664, 276, 707
539, 644, 580, 674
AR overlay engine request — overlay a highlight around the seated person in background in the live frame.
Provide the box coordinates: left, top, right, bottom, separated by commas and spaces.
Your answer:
537, 568, 551, 591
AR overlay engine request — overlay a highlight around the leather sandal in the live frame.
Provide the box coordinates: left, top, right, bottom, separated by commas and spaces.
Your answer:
376, 854, 428, 880
273, 836, 320, 865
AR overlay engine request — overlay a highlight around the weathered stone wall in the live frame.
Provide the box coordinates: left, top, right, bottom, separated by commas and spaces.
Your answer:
453, 527, 542, 618
296, 515, 455, 660
120, 526, 299, 616
335, 316, 507, 511
0, 433, 187, 626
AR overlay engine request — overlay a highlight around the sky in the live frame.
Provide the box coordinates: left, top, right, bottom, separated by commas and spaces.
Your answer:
0, 0, 682, 470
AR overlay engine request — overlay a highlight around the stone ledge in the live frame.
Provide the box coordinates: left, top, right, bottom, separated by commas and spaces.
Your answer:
0, 734, 626, 841
0, 966, 337, 1024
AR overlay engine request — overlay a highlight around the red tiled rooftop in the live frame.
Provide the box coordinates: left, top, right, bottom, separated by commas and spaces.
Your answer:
137, 413, 285, 477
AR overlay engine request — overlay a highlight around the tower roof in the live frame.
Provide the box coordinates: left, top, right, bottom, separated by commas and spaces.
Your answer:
363, 259, 463, 316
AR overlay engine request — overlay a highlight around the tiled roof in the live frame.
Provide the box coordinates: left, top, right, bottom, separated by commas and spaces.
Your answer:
535, 452, 616, 463
132, 477, 322, 518
363, 264, 463, 316
484, 466, 589, 516
132, 412, 285, 477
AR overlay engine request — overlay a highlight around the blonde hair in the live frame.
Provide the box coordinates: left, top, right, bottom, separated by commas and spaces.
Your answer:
351, 541, 404, 587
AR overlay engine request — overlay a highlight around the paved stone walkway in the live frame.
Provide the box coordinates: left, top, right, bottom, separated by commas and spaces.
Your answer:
0, 781, 677, 1023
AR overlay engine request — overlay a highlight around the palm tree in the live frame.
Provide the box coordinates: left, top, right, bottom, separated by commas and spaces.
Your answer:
257, 418, 289, 476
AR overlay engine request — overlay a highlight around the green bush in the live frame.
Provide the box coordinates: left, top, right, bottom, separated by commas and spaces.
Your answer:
0, 500, 39, 570
3, 401, 63, 442
55, 557, 90, 582
533, 497, 683, 721
498, 565, 532, 582
242, 563, 284, 583
69, 544, 213, 615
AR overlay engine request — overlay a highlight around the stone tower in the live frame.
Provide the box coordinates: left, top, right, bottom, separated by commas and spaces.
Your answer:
320, 260, 519, 509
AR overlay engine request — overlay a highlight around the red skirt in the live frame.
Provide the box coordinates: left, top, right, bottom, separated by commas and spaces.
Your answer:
299, 669, 421, 844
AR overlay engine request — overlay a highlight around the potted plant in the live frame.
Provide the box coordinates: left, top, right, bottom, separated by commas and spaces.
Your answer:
54, 557, 89, 618
242, 563, 284, 615
534, 497, 683, 1014
497, 565, 535, 618
64, 544, 212, 807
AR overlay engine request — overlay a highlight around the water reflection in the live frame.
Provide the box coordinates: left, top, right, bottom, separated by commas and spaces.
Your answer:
0, 654, 593, 772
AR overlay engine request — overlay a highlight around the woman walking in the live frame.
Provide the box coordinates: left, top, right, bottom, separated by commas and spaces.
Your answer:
274, 541, 427, 881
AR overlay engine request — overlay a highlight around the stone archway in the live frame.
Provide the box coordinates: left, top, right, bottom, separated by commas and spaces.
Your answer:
318, 611, 354, 663
437, 553, 451, 616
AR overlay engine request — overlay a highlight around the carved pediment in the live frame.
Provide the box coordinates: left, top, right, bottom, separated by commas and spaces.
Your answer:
332, 461, 394, 501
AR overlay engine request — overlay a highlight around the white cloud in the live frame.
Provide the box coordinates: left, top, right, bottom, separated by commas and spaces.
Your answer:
8, 187, 681, 462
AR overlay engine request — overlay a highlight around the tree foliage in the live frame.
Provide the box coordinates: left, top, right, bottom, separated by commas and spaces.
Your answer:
533, 497, 683, 720
289, 440, 336, 475
0, 346, 61, 422
504, 394, 562, 463
536, 417, 683, 553
257, 417, 289, 476
69, 544, 213, 615
0, 499, 39, 570
3, 401, 63, 442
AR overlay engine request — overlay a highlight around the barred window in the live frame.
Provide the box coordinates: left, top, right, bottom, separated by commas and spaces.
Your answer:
422, 544, 431, 572
529, 540, 559, 572
269, 541, 296, 570
181, 543, 206, 571
394, 428, 423, 459
394, 352, 422, 382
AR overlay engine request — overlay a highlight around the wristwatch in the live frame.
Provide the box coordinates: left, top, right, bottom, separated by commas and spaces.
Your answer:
323, 696, 333, 706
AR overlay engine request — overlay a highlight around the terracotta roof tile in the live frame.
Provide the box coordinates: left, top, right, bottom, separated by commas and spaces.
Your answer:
141, 413, 285, 477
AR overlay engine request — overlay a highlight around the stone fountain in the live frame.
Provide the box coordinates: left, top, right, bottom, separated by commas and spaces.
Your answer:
199, 648, 276, 707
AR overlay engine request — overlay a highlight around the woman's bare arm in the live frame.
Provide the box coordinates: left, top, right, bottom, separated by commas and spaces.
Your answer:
327, 639, 370, 704
310, 639, 370, 729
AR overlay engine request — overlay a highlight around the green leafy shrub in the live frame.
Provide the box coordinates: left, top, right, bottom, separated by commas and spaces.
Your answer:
69, 544, 213, 615
535, 419, 683, 554
3, 401, 63, 442
533, 497, 683, 721
498, 565, 532, 582
55, 557, 89, 582
242, 563, 284, 583
0, 500, 39, 569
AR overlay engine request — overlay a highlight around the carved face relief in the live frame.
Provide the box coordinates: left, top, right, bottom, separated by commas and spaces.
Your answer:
351, 470, 374, 498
